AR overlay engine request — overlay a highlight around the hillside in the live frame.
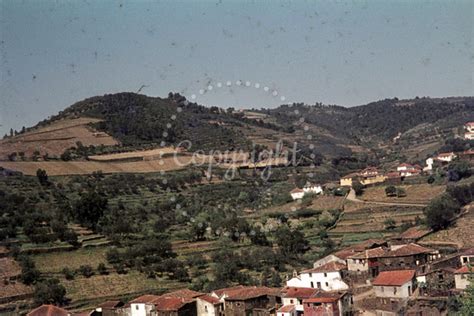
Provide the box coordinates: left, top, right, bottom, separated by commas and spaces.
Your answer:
1, 94, 473, 176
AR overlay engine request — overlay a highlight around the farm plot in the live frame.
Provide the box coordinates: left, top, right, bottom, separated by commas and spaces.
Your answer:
0, 117, 118, 159
329, 205, 425, 246
360, 184, 445, 204
88, 147, 178, 161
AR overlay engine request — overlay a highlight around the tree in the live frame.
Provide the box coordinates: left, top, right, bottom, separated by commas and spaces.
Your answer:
352, 181, 364, 196
274, 226, 309, 257
36, 169, 49, 186
78, 265, 94, 278
97, 263, 108, 275
62, 268, 75, 280
385, 186, 397, 197
19, 255, 41, 285
396, 187, 406, 198
448, 160, 471, 182
74, 190, 108, 229
33, 278, 66, 305
424, 194, 460, 230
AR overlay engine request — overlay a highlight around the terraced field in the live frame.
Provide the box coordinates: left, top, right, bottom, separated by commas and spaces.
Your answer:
329, 204, 425, 247
360, 184, 445, 204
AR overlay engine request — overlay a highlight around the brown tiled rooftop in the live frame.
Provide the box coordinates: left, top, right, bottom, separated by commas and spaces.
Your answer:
301, 261, 346, 273
281, 287, 318, 299
27, 305, 69, 316
455, 265, 472, 274
372, 270, 415, 286
198, 295, 222, 305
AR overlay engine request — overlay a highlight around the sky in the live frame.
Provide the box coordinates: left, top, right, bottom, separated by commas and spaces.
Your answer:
0, 0, 472, 135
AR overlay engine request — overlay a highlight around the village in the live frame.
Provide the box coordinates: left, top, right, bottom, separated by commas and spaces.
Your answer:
20, 122, 474, 316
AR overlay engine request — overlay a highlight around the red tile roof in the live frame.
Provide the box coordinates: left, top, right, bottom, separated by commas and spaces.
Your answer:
212, 285, 246, 298
278, 305, 296, 312
27, 305, 69, 316
290, 188, 304, 193
198, 295, 222, 305
301, 261, 347, 274
372, 270, 415, 286
281, 287, 318, 299
398, 227, 431, 240
349, 243, 435, 259
332, 239, 387, 259
455, 265, 472, 274
223, 287, 280, 300
304, 297, 338, 303
163, 289, 203, 299
460, 248, 474, 256
129, 294, 161, 304
150, 296, 189, 311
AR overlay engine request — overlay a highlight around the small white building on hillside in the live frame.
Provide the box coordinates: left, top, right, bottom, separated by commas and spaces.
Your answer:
454, 265, 471, 290
436, 152, 457, 163
372, 270, 416, 299
290, 184, 323, 200
286, 261, 349, 291
290, 188, 305, 200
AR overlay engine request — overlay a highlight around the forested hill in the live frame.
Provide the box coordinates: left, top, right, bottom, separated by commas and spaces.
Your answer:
265, 96, 474, 143
31, 93, 474, 155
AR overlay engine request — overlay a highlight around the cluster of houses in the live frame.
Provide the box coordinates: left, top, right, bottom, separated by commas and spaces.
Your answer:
27, 234, 473, 316
464, 122, 474, 140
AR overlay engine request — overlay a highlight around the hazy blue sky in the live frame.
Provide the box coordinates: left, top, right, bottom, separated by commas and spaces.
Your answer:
0, 0, 472, 135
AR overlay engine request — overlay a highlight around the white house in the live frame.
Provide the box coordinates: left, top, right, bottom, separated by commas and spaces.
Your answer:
436, 152, 457, 163
196, 295, 223, 316
424, 157, 434, 171
286, 261, 349, 291
397, 163, 421, 177
303, 183, 323, 195
454, 265, 471, 290
290, 184, 323, 200
290, 188, 305, 200
313, 254, 346, 269
128, 295, 160, 316
280, 287, 318, 314
465, 122, 474, 140
372, 270, 416, 299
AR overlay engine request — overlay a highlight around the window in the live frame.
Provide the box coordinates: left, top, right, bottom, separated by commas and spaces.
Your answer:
135, 305, 139, 310
381, 286, 384, 293
393, 287, 397, 295
463, 257, 468, 263
310, 281, 314, 288
324, 273, 327, 277
290, 299, 293, 304
205, 306, 208, 313
325, 282, 329, 287
317, 282, 321, 289
309, 273, 312, 277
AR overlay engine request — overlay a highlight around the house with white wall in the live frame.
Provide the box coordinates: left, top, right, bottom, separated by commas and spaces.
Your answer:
372, 270, 416, 299
454, 265, 472, 290
464, 122, 474, 140
196, 295, 223, 316
280, 287, 318, 315
436, 152, 457, 163
286, 261, 349, 291
397, 163, 421, 177
290, 188, 305, 200
277, 304, 297, 316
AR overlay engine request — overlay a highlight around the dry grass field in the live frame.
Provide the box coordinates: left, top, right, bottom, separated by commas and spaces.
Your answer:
421, 203, 474, 249
88, 147, 178, 161
360, 184, 445, 204
0, 154, 213, 176
0, 117, 118, 160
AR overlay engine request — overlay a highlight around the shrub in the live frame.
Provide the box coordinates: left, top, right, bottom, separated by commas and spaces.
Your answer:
385, 186, 397, 197
78, 265, 94, 278
97, 263, 108, 275
33, 278, 66, 305
62, 268, 75, 280
424, 194, 460, 230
